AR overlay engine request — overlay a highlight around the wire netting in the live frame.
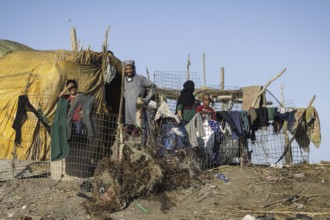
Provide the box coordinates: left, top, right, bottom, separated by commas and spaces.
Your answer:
1, 74, 310, 183
0, 94, 119, 182
153, 71, 309, 169
154, 71, 201, 112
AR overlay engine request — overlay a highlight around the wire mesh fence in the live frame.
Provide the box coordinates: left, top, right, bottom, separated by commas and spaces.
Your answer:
154, 71, 201, 112
0, 94, 119, 182
153, 71, 309, 169
51, 110, 119, 180
0, 73, 310, 183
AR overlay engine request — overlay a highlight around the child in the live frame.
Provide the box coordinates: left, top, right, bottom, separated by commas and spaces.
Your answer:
58, 79, 83, 134
195, 92, 218, 165
196, 92, 216, 121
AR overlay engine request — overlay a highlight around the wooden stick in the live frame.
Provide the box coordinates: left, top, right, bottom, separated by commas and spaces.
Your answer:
220, 67, 224, 90
116, 62, 125, 161
275, 95, 316, 164
252, 68, 286, 108
262, 195, 297, 208
308, 95, 316, 106
186, 53, 190, 80
146, 67, 150, 80
102, 26, 110, 77
103, 26, 110, 51
220, 67, 225, 110
118, 63, 125, 126
70, 27, 77, 52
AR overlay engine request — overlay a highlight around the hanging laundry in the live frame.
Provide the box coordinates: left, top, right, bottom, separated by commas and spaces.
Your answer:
267, 107, 277, 121
12, 95, 28, 144
306, 106, 321, 148
273, 108, 296, 134
51, 98, 70, 161
208, 119, 223, 162
240, 111, 250, 137
228, 111, 244, 139
12, 95, 51, 144
255, 107, 269, 127
216, 111, 243, 139
67, 94, 95, 139
154, 102, 180, 123
197, 120, 215, 162
185, 113, 205, 147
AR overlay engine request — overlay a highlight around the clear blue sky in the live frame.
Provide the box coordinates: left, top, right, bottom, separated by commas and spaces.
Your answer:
1, 0, 329, 163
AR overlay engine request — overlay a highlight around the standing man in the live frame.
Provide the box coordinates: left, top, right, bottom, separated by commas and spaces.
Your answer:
123, 60, 156, 126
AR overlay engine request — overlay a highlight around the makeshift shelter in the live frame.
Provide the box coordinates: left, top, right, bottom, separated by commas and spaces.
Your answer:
153, 70, 321, 167
0, 39, 33, 58
0, 40, 123, 160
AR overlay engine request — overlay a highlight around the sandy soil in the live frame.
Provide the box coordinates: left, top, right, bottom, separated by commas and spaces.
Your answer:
1, 163, 330, 220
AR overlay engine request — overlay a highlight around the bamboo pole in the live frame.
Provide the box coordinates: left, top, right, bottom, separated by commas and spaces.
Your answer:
251, 68, 286, 108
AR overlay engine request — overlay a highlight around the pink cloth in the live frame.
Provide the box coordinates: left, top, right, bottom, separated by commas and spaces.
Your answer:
67, 95, 82, 121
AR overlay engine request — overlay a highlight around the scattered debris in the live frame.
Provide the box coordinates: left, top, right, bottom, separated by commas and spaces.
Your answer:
214, 172, 229, 183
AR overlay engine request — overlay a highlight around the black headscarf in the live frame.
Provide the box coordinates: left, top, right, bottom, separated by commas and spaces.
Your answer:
177, 80, 196, 107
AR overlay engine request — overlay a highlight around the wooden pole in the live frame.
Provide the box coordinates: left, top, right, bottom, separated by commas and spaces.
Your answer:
116, 62, 125, 161
186, 53, 190, 80
102, 26, 110, 76
278, 83, 291, 163
220, 67, 225, 111
283, 120, 291, 164
251, 68, 286, 108
280, 83, 285, 106
118, 63, 125, 125
70, 27, 77, 52
146, 67, 150, 80
276, 95, 316, 164
220, 67, 225, 90
202, 52, 206, 87
103, 26, 110, 51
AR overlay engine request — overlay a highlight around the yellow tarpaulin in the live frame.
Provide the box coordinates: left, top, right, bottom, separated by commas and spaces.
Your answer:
0, 39, 33, 58
0, 49, 109, 160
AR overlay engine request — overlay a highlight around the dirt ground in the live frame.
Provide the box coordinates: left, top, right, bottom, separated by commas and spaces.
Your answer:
1, 163, 330, 220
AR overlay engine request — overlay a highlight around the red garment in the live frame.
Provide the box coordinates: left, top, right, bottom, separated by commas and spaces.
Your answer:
66, 95, 82, 121
196, 105, 216, 120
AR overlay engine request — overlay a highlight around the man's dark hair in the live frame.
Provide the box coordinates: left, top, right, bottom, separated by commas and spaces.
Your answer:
66, 79, 78, 88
